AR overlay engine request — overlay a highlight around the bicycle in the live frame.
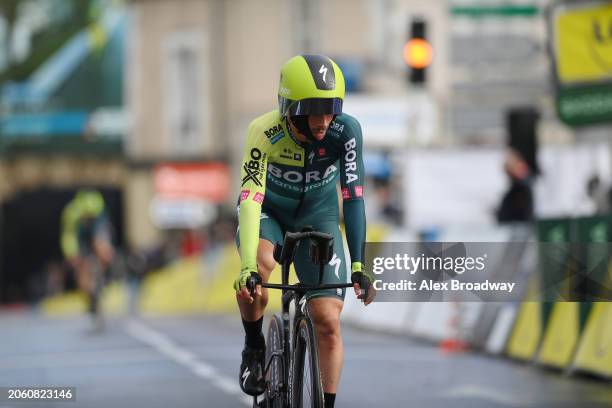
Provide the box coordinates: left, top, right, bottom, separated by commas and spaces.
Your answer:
246, 227, 369, 408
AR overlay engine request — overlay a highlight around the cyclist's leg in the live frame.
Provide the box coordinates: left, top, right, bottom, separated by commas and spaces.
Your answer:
73, 256, 92, 295
92, 215, 115, 267
235, 211, 284, 321
235, 210, 284, 396
73, 254, 99, 315
87, 254, 106, 331
308, 297, 343, 395
293, 221, 347, 396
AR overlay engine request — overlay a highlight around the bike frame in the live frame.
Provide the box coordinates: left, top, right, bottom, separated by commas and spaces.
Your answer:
258, 230, 354, 406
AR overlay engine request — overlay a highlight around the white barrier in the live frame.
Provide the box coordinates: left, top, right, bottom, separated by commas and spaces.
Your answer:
485, 304, 519, 355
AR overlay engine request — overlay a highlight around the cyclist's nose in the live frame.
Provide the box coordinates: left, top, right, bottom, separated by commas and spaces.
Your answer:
309, 114, 333, 128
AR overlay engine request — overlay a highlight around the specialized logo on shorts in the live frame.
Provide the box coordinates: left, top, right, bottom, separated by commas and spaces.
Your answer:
242, 148, 266, 187
264, 125, 284, 144
342, 188, 350, 200
329, 253, 341, 279
253, 192, 264, 204
355, 186, 363, 197
240, 190, 250, 201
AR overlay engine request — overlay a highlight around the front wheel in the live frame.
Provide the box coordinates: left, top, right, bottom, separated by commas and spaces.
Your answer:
264, 315, 284, 408
290, 317, 324, 407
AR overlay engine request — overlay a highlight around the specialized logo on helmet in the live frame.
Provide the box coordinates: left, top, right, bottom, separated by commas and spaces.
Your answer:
303, 55, 335, 90
242, 148, 266, 187
319, 64, 328, 83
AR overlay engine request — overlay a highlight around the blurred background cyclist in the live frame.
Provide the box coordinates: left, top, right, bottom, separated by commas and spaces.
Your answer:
60, 189, 115, 331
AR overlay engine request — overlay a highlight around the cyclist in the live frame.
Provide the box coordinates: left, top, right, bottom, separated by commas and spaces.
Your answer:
234, 54, 375, 407
61, 189, 114, 330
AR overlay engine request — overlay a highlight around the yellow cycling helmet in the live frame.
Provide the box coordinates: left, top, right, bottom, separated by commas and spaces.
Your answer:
278, 54, 345, 119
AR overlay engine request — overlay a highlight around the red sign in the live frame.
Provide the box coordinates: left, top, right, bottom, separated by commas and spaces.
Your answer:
355, 186, 363, 197
154, 162, 230, 203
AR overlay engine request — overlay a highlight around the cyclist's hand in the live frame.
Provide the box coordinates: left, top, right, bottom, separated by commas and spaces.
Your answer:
351, 270, 376, 306
234, 270, 262, 303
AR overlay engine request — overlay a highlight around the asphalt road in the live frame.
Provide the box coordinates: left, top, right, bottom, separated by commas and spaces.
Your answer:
0, 311, 610, 408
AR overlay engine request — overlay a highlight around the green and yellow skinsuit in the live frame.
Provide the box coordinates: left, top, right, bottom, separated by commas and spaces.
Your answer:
236, 110, 366, 300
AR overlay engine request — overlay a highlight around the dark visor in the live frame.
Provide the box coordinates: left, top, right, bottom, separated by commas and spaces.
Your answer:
280, 97, 343, 117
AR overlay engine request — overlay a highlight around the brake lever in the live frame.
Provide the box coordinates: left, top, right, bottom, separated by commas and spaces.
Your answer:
245, 272, 262, 297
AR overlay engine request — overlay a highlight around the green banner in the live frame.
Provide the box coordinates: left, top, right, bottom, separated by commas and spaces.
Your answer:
450, 5, 539, 17
538, 218, 572, 329
557, 85, 612, 127
575, 216, 612, 329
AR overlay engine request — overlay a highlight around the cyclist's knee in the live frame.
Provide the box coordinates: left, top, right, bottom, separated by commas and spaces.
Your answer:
314, 316, 341, 346
310, 301, 342, 342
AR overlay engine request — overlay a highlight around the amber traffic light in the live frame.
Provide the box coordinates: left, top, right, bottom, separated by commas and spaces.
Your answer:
403, 38, 433, 69
405, 18, 430, 85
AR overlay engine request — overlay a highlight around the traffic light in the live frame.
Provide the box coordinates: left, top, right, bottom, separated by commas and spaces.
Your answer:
403, 18, 432, 85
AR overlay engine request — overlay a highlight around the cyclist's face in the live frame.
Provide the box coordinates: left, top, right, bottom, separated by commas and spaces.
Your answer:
308, 114, 334, 141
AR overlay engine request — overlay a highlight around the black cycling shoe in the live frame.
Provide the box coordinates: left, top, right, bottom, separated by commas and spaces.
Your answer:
239, 345, 265, 396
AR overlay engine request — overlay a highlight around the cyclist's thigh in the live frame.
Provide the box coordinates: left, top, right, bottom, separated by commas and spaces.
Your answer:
293, 221, 347, 301
236, 210, 284, 247
235, 209, 284, 277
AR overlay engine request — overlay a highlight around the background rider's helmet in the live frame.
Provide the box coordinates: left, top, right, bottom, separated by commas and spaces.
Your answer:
278, 54, 345, 140
75, 189, 104, 217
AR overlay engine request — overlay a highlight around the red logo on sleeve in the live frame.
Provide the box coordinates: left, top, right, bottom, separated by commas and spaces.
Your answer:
355, 186, 363, 197
253, 192, 264, 204
342, 188, 350, 200
240, 190, 250, 201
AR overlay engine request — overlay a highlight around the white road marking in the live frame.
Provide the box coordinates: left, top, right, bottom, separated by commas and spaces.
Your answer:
0, 348, 166, 370
444, 385, 533, 407
125, 319, 252, 406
